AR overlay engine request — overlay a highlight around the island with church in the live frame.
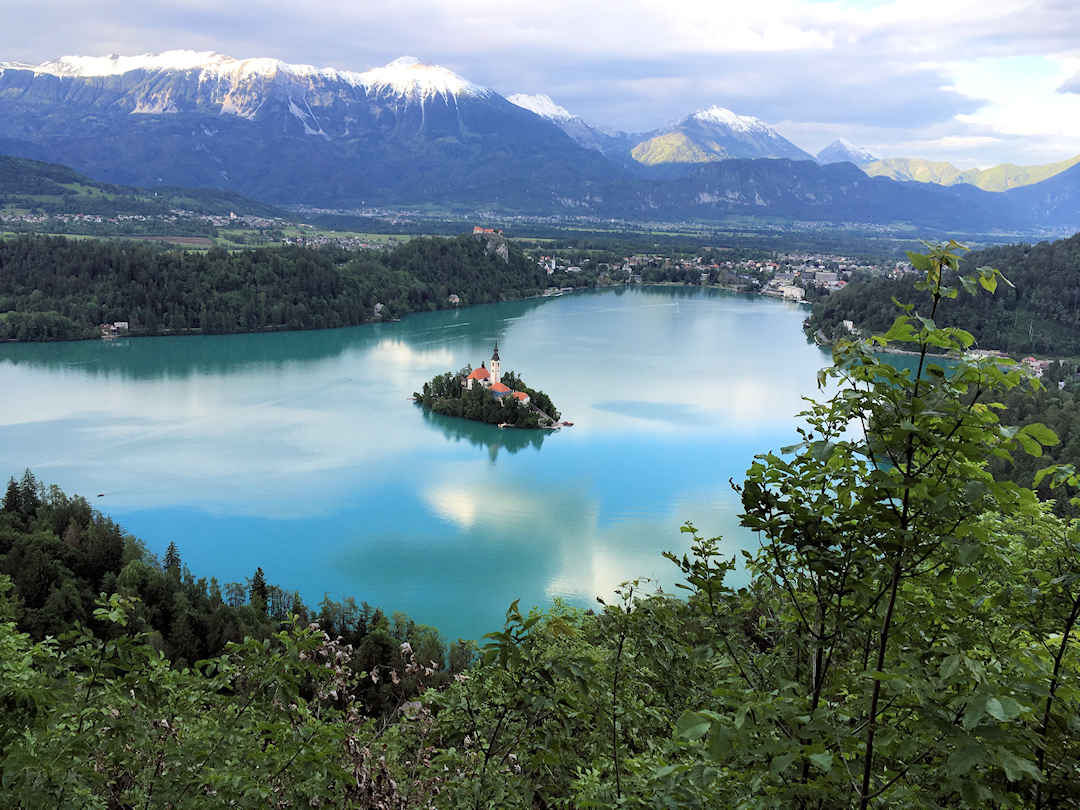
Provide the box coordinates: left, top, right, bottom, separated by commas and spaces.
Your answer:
413, 342, 563, 429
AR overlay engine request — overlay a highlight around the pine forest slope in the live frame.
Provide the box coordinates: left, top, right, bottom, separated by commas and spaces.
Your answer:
0, 233, 548, 341
806, 231, 1080, 355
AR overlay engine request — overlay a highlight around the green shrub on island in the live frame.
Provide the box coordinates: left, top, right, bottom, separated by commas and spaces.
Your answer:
414, 367, 560, 428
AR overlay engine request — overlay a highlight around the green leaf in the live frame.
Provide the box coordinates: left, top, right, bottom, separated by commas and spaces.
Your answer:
999, 750, 1041, 782
907, 251, 933, 272
881, 316, 917, 344
985, 697, 1006, 721
1033, 465, 1059, 488
734, 704, 752, 729
675, 711, 710, 741
707, 725, 732, 760
987, 696, 1023, 721
1021, 422, 1059, 447
940, 654, 962, 680
808, 751, 833, 773
771, 752, 798, 774
1015, 432, 1043, 457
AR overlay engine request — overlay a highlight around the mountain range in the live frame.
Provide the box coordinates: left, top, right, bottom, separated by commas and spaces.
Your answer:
861, 155, 1080, 192
2, 50, 1080, 231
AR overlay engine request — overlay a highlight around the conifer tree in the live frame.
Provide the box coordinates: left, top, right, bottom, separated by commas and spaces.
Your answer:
250, 567, 269, 612
163, 542, 182, 582
2, 477, 19, 514
17, 469, 39, 517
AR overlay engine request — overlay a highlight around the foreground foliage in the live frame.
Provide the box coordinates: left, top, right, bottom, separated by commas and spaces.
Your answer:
2, 241, 1079, 807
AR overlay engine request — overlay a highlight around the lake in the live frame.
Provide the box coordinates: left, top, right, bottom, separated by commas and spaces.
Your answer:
0, 286, 830, 642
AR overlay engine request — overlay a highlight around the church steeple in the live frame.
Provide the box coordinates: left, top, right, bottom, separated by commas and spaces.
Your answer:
490, 341, 501, 384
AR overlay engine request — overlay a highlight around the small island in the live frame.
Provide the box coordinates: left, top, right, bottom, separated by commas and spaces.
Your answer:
413, 342, 562, 429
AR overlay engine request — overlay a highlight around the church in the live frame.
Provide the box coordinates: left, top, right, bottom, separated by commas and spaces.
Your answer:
464, 342, 530, 405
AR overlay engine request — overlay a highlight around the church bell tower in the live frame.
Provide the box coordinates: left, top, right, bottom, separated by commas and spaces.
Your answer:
490, 342, 501, 385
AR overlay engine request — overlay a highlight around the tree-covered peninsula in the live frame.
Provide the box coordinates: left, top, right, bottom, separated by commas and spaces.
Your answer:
413, 343, 561, 428
2, 242, 1079, 807
0, 231, 547, 341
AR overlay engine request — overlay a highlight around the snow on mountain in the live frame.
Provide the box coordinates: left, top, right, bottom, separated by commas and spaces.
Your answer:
506, 92, 635, 158
0, 50, 622, 209
631, 104, 812, 166
507, 93, 574, 121
357, 56, 490, 101
8, 50, 338, 80
816, 139, 877, 166
691, 105, 770, 134
0, 51, 491, 103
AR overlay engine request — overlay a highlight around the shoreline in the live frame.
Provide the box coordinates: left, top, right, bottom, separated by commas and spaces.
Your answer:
3, 279, 810, 348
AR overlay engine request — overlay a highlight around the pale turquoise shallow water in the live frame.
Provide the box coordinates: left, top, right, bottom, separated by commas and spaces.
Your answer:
0, 287, 830, 642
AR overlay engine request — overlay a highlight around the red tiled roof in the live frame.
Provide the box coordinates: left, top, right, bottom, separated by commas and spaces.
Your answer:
491, 382, 511, 392
511, 391, 529, 401
467, 367, 490, 380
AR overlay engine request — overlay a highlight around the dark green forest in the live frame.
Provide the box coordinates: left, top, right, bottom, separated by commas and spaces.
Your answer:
414, 368, 560, 428
0, 470, 469, 721
0, 233, 548, 341
807, 232, 1080, 355
1, 242, 1079, 808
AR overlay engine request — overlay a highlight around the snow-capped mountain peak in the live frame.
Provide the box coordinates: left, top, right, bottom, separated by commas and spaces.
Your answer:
507, 93, 574, 121
691, 105, 768, 134
357, 56, 489, 101
816, 138, 877, 166
0, 51, 491, 102
30, 50, 234, 77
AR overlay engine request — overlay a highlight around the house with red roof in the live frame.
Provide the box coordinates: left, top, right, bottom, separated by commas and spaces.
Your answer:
465, 363, 491, 389
462, 343, 532, 407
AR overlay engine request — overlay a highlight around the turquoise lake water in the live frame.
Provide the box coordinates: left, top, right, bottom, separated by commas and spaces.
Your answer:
0, 286, 831, 642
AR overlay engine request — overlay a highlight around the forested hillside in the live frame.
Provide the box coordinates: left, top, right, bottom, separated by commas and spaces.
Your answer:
0, 154, 282, 217
0, 233, 548, 341
1, 243, 1078, 807
806, 232, 1080, 355
0, 471, 468, 715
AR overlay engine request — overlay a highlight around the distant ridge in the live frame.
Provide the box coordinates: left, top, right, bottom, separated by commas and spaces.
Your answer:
863, 155, 1080, 192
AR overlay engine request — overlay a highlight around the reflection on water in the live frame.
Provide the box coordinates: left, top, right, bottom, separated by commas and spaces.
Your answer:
419, 408, 549, 461
0, 287, 829, 641
0, 296, 553, 381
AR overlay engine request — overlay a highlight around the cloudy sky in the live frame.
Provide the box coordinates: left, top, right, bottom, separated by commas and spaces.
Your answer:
5, 0, 1080, 166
